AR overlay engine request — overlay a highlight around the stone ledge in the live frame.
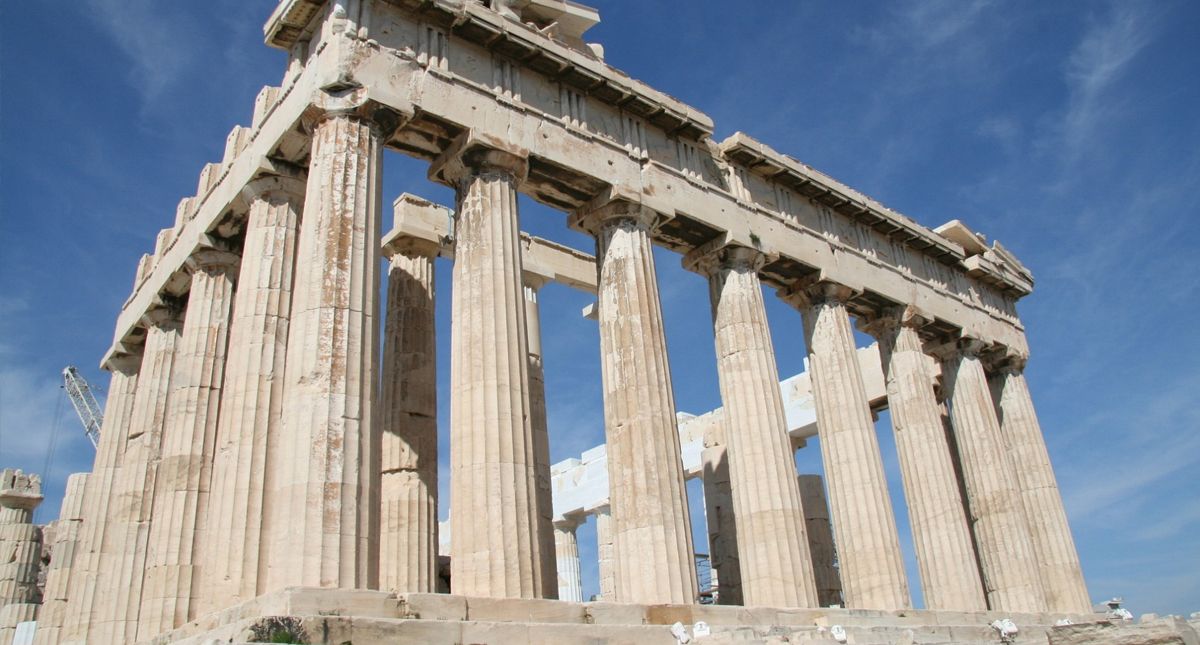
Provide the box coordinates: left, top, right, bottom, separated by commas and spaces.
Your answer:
149, 587, 1106, 644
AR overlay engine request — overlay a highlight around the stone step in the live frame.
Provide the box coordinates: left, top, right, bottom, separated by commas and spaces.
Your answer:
150, 588, 1102, 645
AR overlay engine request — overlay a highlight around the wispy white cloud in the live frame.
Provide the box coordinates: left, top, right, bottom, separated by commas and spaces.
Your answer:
864, 0, 996, 51
1060, 370, 1200, 519
1131, 496, 1200, 542
1054, 4, 1157, 165
83, 0, 198, 107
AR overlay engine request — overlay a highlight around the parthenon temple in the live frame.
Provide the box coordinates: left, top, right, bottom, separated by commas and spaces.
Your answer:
11, 1, 1147, 643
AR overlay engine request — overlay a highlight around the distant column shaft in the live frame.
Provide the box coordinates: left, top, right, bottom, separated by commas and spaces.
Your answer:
96, 311, 181, 643
990, 359, 1090, 613
202, 176, 304, 612
268, 111, 383, 591
582, 201, 697, 604
786, 281, 910, 610
380, 245, 439, 592
941, 340, 1046, 612
697, 246, 818, 608
139, 250, 238, 639
866, 309, 986, 611
442, 146, 547, 598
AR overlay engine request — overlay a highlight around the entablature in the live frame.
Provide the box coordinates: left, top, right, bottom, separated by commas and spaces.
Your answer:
106, 0, 1034, 367
719, 133, 965, 266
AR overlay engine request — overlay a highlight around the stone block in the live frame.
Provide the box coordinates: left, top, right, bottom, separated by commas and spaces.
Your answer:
223, 125, 250, 165
1049, 618, 1200, 645
465, 596, 587, 624
154, 227, 174, 256
398, 593, 468, 621
267, 587, 400, 619
197, 162, 222, 197
460, 621, 534, 643
252, 86, 282, 130
584, 601, 647, 625
174, 196, 196, 229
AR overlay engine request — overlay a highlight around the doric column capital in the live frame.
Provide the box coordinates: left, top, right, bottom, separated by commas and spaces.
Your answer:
568, 196, 659, 237
141, 304, 183, 331
185, 248, 241, 277
681, 234, 767, 277
104, 352, 143, 375
857, 304, 931, 340
0, 469, 44, 511
988, 350, 1029, 375
778, 278, 858, 310
586, 503, 612, 517
928, 333, 988, 362
553, 515, 584, 532
240, 173, 307, 206
382, 234, 441, 261
301, 90, 408, 140
429, 131, 529, 187
523, 274, 550, 292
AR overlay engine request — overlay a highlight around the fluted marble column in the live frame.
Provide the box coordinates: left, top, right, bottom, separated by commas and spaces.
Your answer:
940, 338, 1045, 612
594, 507, 615, 601
863, 308, 986, 611
782, 281, 909, 610
553, 519, 583, 602
524, 279, 559, 599
796, 474, 843, 608
201, 175, 304, 615
436, 144, 546, 598
990, 357, 1089, 613
32, 473, 88, 645
267, 108, 387, 591
379, 241, 439, 593
691, 245, 817, 608
0, 469, 43, 609
139, 249, 238, 638
574, 200, 697, 604
94, 308, 181, 644
60, 354, 140, 645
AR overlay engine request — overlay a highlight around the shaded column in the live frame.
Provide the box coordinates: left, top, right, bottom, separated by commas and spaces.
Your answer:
689, 245, 817, 608
93, 308, 181, 644
58, 355, 139, 644
553, 519, 583, 602
379, 239, 439, 593
524, 279, 559, 599
433, 141, 546, 598
990, 356, 1089, 613
796, 474, 843, 608
593, 507, 615, 601
781, 281, 910, 610
700, 442, 742, 606
939, 338, 1045, 612
862, 308, 986, 611
267, 106, 393, 592
139, 249, 239, 639
572, 200, 697, 604
32, 473, 88, 645
201, 175, 304, 614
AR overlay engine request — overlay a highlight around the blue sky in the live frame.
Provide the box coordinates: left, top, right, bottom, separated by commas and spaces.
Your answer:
2, 0, 1197, 617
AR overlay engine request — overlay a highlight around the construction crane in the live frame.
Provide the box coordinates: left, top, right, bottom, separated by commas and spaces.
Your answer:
62, 366, 104, 449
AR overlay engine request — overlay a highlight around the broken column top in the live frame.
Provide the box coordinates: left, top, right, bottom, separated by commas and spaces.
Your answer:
0, 468, 44, 511
499, 0, 601, 45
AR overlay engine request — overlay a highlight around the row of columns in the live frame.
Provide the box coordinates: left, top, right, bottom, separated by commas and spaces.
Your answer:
60, 105, 395, 643
57, 100, 1086, 645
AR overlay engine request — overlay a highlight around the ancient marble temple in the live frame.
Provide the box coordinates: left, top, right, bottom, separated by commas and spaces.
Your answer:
23, 1, 1099, 642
